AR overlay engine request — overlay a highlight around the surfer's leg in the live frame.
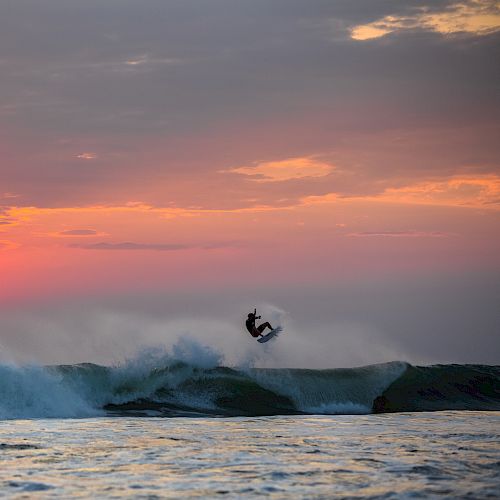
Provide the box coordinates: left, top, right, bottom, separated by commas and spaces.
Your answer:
257, 322, 273, 333
251, 327, 261, 337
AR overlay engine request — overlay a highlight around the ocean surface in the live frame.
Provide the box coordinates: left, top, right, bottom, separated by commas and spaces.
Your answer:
1, 413, 499, 498
1, 358, 499, 497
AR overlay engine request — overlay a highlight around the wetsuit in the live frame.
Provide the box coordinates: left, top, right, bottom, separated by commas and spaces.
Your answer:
246, 315, 259, 337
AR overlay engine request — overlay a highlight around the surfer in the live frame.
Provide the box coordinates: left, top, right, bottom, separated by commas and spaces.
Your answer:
246, 309, 274, 338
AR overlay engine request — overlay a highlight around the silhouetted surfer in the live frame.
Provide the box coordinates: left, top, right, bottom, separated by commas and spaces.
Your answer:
246, 308, 273, 338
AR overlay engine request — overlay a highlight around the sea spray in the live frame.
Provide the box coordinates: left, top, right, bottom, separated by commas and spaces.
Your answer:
171, 336, 223, 368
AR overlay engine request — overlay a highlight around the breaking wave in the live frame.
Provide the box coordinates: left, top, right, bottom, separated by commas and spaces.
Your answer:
0, 343, 498, 419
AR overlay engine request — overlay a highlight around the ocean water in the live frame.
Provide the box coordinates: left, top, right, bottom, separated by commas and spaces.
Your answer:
1, 412, 499, 498
1, 353, 499, 497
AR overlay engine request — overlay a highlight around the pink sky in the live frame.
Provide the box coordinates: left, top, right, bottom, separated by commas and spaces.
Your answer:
1, 0, 499, 364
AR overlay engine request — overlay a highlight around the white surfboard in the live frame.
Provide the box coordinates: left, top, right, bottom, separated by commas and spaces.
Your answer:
257, 326, 283, 343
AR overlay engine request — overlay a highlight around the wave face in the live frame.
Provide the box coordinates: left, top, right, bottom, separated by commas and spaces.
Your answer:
373, 364, 500, 413
0, 358, 499, 419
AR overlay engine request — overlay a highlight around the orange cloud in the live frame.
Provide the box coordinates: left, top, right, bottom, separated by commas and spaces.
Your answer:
351, 0, 500, 40
5, 201, 285, 227
225, 157, 334, 182
374, 175, 500, 209
301, 175, 500, 210
1, 201, 290, 253
2, 174, 497, 259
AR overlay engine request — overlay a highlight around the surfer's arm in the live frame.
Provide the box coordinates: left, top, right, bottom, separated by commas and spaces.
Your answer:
252, 308, 261, 320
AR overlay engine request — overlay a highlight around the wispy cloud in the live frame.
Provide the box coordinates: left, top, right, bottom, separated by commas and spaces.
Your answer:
76, 153, 97, 160
69, 241, 239, 251
347, 231, 452, 238
2, 193, 20, 199
0, 239, 18, 250
124, 54, 181, 67
5, 202, 284, 228
351, 0, 500, 40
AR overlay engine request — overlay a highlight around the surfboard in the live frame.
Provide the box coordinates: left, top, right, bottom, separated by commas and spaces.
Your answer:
257, 326, 282, 343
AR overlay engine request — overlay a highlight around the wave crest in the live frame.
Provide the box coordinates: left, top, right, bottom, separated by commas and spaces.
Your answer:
0, 342, 498, 419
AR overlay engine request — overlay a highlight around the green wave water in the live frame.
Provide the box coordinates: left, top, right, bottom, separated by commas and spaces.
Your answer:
1, 357, 499, 419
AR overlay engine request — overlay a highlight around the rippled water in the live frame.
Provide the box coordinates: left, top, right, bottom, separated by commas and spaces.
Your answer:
1, 412, 499, 498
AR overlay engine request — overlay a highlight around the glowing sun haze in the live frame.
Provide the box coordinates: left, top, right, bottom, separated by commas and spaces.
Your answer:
0, 0, 499, 366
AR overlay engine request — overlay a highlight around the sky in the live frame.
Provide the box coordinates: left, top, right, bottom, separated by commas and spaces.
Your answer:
1, 0, 499, 367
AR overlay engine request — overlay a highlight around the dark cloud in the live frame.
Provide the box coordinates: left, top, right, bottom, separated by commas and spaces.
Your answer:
0, 207, 15, 225
59, 229, 98, 236
1, 1, 498, 136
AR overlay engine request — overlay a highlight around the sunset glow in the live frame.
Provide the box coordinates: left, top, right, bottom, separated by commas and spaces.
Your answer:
1, 5, 499, 500
0, 0, 499, 367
